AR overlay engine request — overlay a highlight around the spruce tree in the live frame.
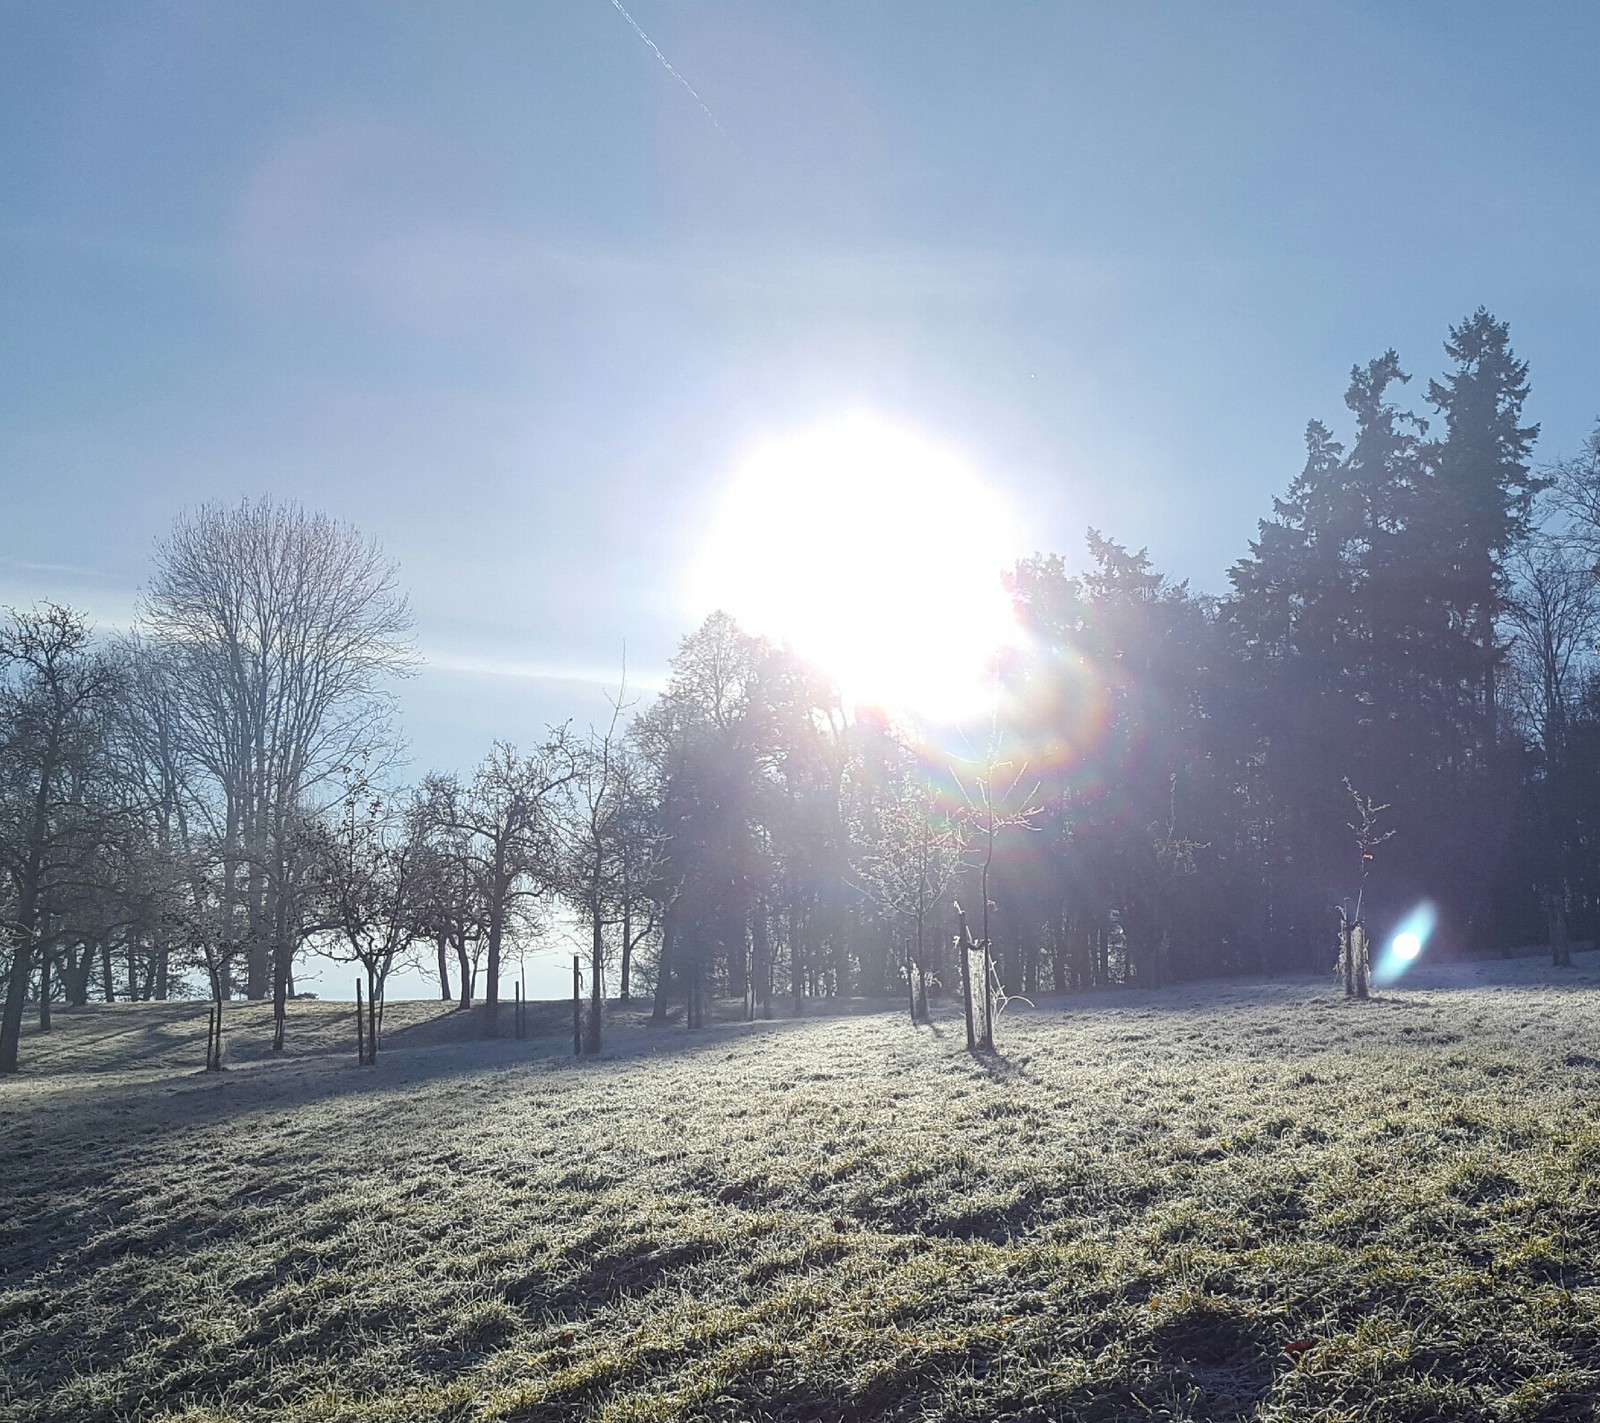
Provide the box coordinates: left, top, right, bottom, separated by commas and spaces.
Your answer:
1227, 351, 1466, 961
1425, 309, 1542, 750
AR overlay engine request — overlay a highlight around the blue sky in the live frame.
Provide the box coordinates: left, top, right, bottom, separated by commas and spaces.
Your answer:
4, 1, 1600, 785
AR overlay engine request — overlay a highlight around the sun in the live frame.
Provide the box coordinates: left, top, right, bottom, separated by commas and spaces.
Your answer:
690, 413, 1022, 722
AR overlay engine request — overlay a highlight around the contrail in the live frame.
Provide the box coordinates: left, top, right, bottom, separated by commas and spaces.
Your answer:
607, 0, 721, 129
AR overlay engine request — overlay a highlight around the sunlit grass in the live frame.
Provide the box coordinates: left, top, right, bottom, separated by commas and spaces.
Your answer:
6, 958, 1600, 1420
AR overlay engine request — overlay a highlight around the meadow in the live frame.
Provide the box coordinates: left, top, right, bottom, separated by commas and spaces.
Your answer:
5, 956, 1600, 1423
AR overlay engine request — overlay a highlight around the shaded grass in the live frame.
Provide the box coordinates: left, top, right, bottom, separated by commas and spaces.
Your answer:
6, 957, 1600, 1420
9, 995, 599, 1082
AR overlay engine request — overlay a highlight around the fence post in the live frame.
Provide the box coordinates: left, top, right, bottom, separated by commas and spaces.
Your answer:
573, 955, 582, 1058
355, 978, 365, 1065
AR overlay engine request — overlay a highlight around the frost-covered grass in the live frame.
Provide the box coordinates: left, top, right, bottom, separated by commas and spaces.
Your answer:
7, 955, 1600, 1422
10, 994, 584, 1084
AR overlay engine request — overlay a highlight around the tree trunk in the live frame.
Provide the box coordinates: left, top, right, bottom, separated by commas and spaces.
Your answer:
1480, 602, 1498, 753
728, 911, 749, 1004
792, 907, 806, 1018
485, 886, 504, 1037
619, 903, 633, 1001
38, 949, 52, 1031
62, 939, 90, 1006
652, 905, 677, 1024
586, 903, 604, 1054
751, 908, 771, 1020
272, 940, 290, 1052
743, 919, 755, 1023
245, 853, 270, 999
436, 935, 452, 1000
207, 965, 226, 1071
1550, 893, 1572, 968
367, 968, 381, 1062
0, 865, 45, 1074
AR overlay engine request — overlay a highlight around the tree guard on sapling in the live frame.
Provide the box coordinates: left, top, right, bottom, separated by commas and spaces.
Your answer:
950, 747, 1039, 1050
954, 900, 994, 1051
1337, 779, 1393, 1000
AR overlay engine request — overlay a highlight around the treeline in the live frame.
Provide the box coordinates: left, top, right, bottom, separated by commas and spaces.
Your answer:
994, 309, 1600, 987
4, 309, 1598, 1072
637, 309, 1600, 1009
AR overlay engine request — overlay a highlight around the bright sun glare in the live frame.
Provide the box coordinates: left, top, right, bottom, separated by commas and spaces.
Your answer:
691, 414, 1022, 722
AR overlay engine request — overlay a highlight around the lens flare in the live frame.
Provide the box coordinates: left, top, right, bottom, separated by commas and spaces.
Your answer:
1372, 902, 1437, 986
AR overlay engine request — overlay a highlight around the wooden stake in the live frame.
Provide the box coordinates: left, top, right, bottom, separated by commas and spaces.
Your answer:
572, 955, 582, 1057
355, 978, 365, 1065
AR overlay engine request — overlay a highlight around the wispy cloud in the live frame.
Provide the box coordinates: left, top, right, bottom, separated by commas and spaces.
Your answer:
0, 554, 130, 581
422, 649, 665, 693
0, 558, 141, 632
359, 228, 1124, 330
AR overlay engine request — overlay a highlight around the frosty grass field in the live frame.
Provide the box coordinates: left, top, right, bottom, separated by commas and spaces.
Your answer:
6, 955, 1600, 1423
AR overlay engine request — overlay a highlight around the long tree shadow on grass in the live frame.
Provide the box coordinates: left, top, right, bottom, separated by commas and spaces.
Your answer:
0, 995, 930, 1247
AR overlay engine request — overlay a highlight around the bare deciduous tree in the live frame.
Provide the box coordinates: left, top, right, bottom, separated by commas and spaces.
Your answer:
421, 734, 576, 1036
411, 819, 490, 1007
557, 678, 671, 1055
305, 764, 426, 1064
1504, 536, 1600, 964
140, 498, 415, 1051
559, 695, 629, 1056
858, 779, 966, 1024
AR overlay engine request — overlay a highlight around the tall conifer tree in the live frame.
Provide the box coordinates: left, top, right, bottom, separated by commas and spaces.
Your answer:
1425, 309, 1542, 750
